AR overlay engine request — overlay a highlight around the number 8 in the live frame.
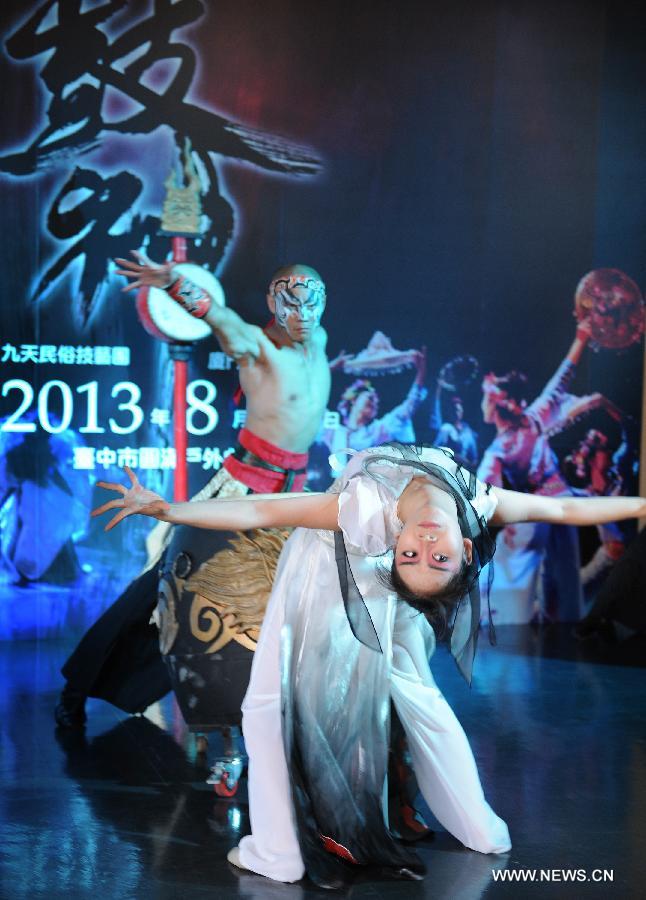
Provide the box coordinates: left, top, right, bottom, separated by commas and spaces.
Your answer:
187, 379, 218, 436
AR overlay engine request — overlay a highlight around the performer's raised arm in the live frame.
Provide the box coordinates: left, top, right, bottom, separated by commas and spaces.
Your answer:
395, 348, 427, 418
114, 250, 269, 361
525, 318, 592, 431
92, 467, 340, 533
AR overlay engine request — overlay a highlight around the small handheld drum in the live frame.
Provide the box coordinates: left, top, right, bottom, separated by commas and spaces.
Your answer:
437, 355, 480, 392
574, 268, 644, 350
136, 263, 225, 343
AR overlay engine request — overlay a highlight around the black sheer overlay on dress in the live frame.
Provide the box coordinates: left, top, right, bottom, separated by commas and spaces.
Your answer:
334, 531, 383, 653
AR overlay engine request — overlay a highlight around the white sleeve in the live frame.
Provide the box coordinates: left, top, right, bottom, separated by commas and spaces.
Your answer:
337, 474, 401, 556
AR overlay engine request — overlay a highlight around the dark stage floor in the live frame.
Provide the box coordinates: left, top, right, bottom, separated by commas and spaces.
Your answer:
1, 625, 645, 899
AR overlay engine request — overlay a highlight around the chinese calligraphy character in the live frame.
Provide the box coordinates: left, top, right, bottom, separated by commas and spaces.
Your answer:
75, 346, 95, 365
38, 345, 58, 364
150, 408, 171, 427
111, 347, 131, 366
139, 446, 161, 469
73, 446, 95, 470
208, 351, 234, 371
202, 447, 224, 470
96, 446, 118, 469
94, 346, 112, 365
160, 447, 176, 469
1, 344, 19, 363
117, 447, 139, 468
19, 345, 39, 363
2, 0, 321, 324
58, 346, 76, 364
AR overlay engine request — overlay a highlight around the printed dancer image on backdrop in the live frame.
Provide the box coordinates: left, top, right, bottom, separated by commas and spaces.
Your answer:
0, 419, 94, 585
563, 415, 639, 597
431, 355, 480, 467
477, 318, 623, 624
323, 334, 427, 459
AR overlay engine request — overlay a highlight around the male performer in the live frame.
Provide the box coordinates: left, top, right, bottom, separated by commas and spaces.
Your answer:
55, 255, 330, 727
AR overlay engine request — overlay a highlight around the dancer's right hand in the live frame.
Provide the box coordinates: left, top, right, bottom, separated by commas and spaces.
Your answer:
114, 250, 174, 292
328, 350, 353, 371
91, 466, 170, 531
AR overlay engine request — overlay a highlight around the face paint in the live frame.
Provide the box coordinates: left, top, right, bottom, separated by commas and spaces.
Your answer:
268, 274, 326, 328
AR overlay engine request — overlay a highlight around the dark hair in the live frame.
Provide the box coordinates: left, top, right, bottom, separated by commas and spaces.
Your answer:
491, 370, 528, 424
496, 370, 528, 401
380, 558, 472, 639
337, 379, 377, 423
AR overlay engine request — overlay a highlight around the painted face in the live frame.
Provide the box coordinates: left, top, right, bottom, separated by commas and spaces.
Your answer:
269, 275, 326, 338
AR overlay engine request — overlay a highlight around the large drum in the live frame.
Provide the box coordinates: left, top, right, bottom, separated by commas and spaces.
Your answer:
158, 525, 253, 729
157, 523, 286, 730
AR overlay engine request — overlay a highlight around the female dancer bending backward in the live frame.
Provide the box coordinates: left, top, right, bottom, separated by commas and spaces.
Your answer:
93, 444, 646, 889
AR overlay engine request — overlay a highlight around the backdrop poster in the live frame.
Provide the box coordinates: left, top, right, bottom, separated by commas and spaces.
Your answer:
0, 0, 644, 636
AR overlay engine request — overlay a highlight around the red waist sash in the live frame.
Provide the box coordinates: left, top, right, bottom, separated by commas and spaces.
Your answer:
223, 428, 309, 493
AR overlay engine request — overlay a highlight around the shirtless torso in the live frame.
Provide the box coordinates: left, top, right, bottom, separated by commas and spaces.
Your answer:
239, 328, 330, 452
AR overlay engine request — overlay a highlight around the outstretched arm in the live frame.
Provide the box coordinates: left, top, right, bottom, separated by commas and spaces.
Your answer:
430, 382, 443, 432
526, 319, 591, 429
565, 318, 592, 367
92, 467, 340, 532
114, 251, 269, 361
387, 349, 428, 422
490, 486, 646, 527
413, 347, 427, 387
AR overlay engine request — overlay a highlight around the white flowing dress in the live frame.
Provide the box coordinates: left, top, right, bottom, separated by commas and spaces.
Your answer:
238, 446, 511, 884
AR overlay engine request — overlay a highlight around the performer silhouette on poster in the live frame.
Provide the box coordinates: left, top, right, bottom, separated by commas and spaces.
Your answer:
564, 418, 639, 596
0, 419, 93, 584
323, 335, 427, 458
477, 318, 621, 624
430, 356, 479, 467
